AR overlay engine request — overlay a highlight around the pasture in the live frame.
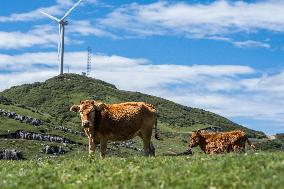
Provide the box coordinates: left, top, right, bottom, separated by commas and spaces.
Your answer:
0, 151, 283, 189
0, 74, 283, 189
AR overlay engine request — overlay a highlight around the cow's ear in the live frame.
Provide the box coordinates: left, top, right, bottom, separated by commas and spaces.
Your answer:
70, 105, 80, 112
196, 130, 202, 134
91, 100, 96, 106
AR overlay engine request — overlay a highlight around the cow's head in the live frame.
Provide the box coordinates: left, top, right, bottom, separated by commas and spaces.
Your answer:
189, 130, 202, 148
70, 100, 105, 128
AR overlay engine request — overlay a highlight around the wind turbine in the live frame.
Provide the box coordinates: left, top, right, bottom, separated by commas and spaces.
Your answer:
40, 0, 83, 75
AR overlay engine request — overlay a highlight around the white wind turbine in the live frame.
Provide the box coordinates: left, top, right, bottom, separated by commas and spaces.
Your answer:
40, 0, 83, 75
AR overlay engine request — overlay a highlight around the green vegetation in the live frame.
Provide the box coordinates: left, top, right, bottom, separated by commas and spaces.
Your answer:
0, 73, 273, 159
0, 152, 283, 189
0, 74, 265, 138
256, 139, 284, 151
0, 74, 283, 189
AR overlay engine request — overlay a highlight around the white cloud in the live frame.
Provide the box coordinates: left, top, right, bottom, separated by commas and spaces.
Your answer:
1, 1, 279, 50
1, 51, 284, 133
242, 71, 284, 93
233, 40, 271, 49
68, 20, 117, 38
208, 37, 271, 49
0, 70, 58, 92
98, 1, 284, 39
0, 25, 58, 49
0, 0, 83, 23
0, 1, 64, 23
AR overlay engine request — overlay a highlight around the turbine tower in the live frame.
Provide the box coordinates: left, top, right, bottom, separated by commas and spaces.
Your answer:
86, 46, 92, 76
40, 0, 82, 75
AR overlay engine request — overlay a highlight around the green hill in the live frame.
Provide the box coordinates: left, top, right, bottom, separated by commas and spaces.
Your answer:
1, 73, 264, 137
0, 73, 267, 160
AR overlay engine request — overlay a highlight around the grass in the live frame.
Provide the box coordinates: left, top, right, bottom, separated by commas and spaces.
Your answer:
0, 139, 82, 160
0, 117, 41, 134
0, 74, 281, 188
0, 73, 266, 138
0, 104, 52, 122
0, 152, 283, 189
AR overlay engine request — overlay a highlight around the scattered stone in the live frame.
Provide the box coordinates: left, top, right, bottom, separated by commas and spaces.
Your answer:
0, 130, 76, 144
0, 109, 44, 126
0, 149, 23, 160
55, 126, 85, 136
42, 145, 65, 154
112, 140, 143, 152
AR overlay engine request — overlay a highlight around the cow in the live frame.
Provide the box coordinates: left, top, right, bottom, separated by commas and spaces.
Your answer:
188, 130, 256, 154
70, 100, 162, 159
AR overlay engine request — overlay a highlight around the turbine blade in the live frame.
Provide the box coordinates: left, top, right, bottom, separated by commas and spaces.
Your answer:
60, 0, 83, 21
40, 10, 60, 22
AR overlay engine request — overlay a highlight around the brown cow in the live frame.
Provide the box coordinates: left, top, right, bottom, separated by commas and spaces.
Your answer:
188, 130, 256, 154
70, 100, 162, 159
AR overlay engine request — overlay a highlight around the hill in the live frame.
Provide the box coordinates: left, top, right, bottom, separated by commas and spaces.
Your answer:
0, 73, 270, 161
0, 73, 264, 138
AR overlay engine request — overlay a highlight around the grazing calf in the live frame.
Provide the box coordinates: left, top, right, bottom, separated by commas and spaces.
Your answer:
70, 100, 162, 159
188, 130, 256, 154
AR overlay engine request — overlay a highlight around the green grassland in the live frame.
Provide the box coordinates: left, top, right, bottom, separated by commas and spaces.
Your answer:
0, 152, 283, 189
0, 74, 265, 138
0, 74, 283, 189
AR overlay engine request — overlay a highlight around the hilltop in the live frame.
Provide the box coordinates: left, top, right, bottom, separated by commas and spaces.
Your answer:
1, 74, 264, 137
0, 73, 271, 160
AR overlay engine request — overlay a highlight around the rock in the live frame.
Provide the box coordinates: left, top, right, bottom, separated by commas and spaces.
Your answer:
1, 130, 76, 144
7, 112, 17, 118
0, 149, 23, 160
112, 140, 143, 152
55, 126, 84, 136
0, 108, 44, 126
42, 145, 65, 154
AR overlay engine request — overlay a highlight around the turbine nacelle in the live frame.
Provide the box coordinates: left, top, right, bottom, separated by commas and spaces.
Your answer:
60, 20, 68, 25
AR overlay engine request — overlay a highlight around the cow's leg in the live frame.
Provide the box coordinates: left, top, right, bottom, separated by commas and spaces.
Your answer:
143, 140, 151, 157
86, 128, 95, 158
88, 136, 95, 157
99, 138, 107, 159
137, 132, 149, 156
149, 141, 155, 156
139, 129, 153, 157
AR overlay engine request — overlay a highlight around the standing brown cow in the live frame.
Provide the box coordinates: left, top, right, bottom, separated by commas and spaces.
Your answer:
188, 130, 256, 154
70, 100, 162, 159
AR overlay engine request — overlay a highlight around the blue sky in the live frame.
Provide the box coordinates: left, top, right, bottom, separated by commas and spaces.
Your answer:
1, 0, 284, 134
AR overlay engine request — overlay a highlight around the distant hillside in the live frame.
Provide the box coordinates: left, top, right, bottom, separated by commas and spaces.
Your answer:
0, 74, 265, 138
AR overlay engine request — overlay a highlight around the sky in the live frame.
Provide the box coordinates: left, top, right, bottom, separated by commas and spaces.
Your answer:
1, 0, 284, 135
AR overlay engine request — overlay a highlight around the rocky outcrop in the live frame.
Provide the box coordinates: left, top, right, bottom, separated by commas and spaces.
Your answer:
0, 130, 76, 144
0, 149, 23, 160
0, 109, 44, 126
55, 126, 84, 136
42, 145, 66, 154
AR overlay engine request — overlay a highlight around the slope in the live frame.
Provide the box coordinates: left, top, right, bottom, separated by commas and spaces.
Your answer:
0, 74, 265, 138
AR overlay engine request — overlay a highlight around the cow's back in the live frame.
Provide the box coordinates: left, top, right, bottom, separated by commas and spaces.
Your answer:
199, 130, 245, 154
96, 102, 156, 141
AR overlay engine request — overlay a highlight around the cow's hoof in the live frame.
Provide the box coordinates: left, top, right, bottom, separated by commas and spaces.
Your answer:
187, 149, 194, 155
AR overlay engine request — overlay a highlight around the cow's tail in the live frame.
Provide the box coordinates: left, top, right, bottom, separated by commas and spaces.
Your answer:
154, 117, 163, 140
246, 137, 256, 150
